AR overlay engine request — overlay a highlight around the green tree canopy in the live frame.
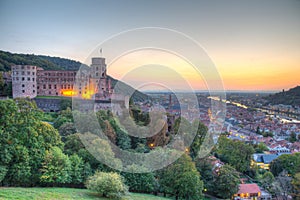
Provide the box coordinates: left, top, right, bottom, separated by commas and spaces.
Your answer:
158, 154, 203, 200
214, 164, 240, 199
216, 136, 255, 173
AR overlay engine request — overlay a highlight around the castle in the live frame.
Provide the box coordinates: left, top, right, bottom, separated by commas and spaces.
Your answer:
11, 57, 112, 100
11, 57, 128, 112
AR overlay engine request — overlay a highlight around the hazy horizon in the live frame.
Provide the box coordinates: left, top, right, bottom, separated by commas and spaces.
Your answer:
1, 0, 299, 91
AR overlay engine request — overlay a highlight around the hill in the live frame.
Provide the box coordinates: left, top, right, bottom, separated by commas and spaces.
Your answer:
0, 50, 149, 101
0, 187, 170, 200
264, 86, 300, 106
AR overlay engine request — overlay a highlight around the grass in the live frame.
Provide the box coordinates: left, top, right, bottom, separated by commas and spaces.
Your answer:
0, 187, 171, 200
35, 95, 71, 100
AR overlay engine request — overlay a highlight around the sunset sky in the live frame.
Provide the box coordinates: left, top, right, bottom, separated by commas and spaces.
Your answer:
0, 0, 299, 91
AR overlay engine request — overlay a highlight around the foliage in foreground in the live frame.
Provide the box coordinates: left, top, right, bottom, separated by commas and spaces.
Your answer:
86, 171, 128, 199
158, 154, 204, 200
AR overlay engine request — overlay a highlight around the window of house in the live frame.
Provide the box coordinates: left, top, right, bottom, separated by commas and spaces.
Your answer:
43, 84, 46, 89
54, 85, 57, 89
49, 84, 51, 89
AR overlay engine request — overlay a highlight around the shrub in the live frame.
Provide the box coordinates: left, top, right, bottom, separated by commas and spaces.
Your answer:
86, 171, 128, 199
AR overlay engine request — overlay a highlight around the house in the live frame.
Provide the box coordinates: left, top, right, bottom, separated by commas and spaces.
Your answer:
252, 153, 279, 170
234, 183, 261, 200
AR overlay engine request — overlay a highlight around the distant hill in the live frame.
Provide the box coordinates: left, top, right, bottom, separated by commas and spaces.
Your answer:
265, 86, 300, 106
0, 50, 149, 101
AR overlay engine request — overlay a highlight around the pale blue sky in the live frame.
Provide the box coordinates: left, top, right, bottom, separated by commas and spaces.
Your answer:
0, 0, 299, 90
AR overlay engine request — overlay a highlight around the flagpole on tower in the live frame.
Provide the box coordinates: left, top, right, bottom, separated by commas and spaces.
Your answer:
100, 48, 103, 57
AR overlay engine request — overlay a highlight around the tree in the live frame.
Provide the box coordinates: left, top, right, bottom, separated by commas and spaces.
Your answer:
195, 157, 215, 193
85, 171, 128, 199
0, 99, 63, 186
255, 142, 269, 153
270, 153, 300, 176
122, 164, 156, 193
53, 107, 73, 129
190, 120, 208, 160
216, 136, 255, 173
291, 172, 300, 200
69, 154, 85, 185
58, 122, 76, 141
259, 171, 275, 192
271, 170, 293, 200
214, 164, 240, 199
158, 154, 203, 200
5, 145, 31, 186
40, 147, 72, 185
289, 132, 297, 143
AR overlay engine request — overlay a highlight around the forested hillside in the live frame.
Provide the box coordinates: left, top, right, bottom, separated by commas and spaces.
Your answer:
265, 86, 300, 106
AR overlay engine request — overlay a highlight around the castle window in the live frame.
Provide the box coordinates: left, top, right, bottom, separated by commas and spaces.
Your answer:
22, 77, 25, 81
37, 86, 39, 89
32, 72, 35, 75
96, 72, 99, 76
43, 84, 46, 89
54, 85, 57, 89
16, 77, 19, 81
32, 78, 35, 81
49, 84, 51, 89
33, 85, 35, 88
21, 66, 24, 70
49, 91, 51, 95
22, 90, 25, 93
33, 90, 35, 93
27, 77, 30, 81
22, 71, 25, 75
27, 71, 30, 75
22, 84, 25, 87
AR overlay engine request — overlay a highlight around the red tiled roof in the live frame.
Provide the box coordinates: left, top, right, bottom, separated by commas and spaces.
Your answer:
237, 184, 261, 194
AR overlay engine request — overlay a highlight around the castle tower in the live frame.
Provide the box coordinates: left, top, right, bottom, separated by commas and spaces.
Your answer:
11, 65, 37, 99
91, 57, 107, 78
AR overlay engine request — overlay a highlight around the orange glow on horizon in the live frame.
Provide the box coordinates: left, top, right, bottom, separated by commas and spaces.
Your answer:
107, 49, 299, 91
